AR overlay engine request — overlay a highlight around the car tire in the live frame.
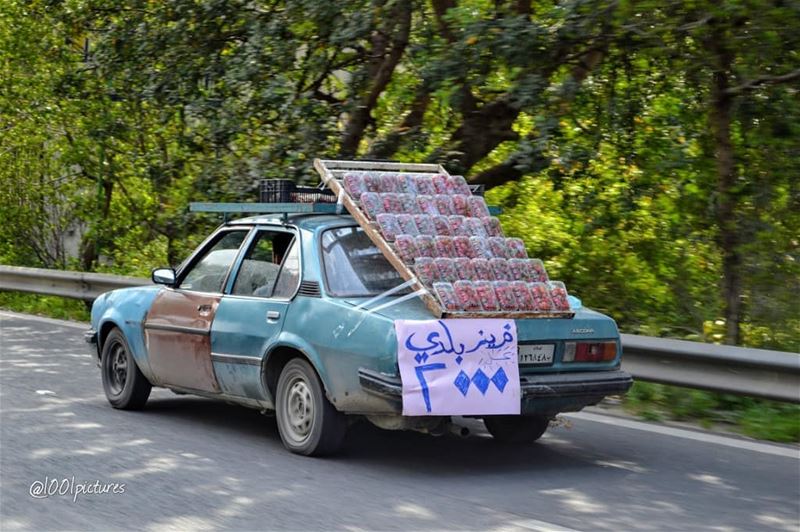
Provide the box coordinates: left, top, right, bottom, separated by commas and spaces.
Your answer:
275, 358, 347, 456
101, 328, 151, 410
484, 415, 550, 443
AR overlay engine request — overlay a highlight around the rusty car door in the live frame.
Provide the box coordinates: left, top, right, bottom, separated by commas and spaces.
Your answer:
144, 229, 250, 392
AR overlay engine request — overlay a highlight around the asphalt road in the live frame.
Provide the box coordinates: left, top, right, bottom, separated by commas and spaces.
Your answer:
1, 311, 798, 532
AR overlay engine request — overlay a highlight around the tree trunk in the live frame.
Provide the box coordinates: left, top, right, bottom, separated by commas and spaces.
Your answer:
431, 1, 613, 179
80, 178, 113, 271
339, 0, 412, 157
166, 233, 178, 267
708, 37, 742, 345
441, 97, 522, 174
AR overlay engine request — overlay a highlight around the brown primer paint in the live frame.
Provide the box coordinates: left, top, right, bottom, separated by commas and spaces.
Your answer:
144, 289, 221, 392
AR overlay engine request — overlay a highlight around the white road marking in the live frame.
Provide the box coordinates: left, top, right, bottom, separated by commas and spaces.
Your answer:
509, 518, 582, 532
568, 412, 799, 459
0, 311, 88, 330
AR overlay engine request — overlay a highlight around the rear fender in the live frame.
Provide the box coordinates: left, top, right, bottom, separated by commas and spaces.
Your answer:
263, 332, 330, 401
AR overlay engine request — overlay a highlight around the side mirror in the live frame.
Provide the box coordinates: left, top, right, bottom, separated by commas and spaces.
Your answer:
151, 267, 176, 286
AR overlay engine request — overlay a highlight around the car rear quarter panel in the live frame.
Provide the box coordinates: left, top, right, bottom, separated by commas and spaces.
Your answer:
281, 293, 399, 413
514, 307, 622, 374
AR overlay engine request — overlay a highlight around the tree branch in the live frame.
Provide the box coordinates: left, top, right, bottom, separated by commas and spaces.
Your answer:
339, 0, 413, 156
431, 0, 458, 43
311, 89, 342, 105
367, 89, 431, 159
470, 146, 550, 189
725, 68, 800, 96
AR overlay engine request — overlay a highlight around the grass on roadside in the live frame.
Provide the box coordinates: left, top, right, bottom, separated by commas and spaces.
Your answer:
0, 292, 90, 322
623, 381, 800, 443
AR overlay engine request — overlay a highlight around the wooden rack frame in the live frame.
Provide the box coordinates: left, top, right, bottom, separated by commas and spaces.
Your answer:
313, 158, 573, 319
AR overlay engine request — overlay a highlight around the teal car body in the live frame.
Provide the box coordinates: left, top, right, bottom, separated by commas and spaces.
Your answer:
88, 213, 632, 425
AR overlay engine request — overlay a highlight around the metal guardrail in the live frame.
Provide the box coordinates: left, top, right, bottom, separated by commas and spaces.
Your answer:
621, 334, 799, 403
1, 265, 798, 403
0, 265, 148, 302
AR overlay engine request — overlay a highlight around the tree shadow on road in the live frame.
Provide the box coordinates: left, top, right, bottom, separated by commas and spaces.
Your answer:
143, 394, 603, 477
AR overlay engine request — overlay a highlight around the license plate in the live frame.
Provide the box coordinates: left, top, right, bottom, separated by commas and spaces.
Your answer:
518, 344, 555, 365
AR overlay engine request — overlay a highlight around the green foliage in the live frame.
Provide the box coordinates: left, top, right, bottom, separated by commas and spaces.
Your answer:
1, 1, 798, 438
0, 293, 90, 322
623, 382, 800, 443
738, 403, 800, 443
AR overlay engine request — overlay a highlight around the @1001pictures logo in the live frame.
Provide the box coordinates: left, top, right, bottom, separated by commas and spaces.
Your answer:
29, 477, 126, 502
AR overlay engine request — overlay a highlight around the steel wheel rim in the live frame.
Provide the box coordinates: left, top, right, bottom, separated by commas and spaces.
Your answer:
106, 342, 128, 395
282, 375, 314, 443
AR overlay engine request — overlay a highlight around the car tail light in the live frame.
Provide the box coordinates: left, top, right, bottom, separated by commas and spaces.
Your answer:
563, 341, 617, 362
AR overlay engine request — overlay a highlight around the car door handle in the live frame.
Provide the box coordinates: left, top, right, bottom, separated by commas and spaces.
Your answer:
266, 310, 281, 321
197, 304, 212, 314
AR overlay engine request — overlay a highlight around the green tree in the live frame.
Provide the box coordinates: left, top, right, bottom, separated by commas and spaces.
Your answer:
1, 0, 797, 352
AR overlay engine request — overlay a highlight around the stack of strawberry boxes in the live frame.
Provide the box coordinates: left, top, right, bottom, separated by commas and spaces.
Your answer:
341, 171, 571, 314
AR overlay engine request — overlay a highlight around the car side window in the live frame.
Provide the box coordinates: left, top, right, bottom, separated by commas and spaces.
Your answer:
179, 231, 248, 293
232, 231, 299, 298
272, 239, 300, 299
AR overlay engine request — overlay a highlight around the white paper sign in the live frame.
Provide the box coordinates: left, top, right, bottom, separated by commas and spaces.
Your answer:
395, 319, 520, 416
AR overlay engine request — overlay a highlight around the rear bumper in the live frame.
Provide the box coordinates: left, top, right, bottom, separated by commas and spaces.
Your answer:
518, 369, 633, 398
358, 368, 633, 415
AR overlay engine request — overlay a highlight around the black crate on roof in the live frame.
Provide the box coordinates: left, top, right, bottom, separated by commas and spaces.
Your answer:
260, 179, 336, 204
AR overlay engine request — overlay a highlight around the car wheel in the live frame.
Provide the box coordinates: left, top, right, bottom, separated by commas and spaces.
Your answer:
484, 415, 550, 443
101, 328, 151, 410
275, 358, 346, 456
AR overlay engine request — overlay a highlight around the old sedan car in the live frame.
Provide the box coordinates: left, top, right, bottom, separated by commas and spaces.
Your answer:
87, 212, 633, 456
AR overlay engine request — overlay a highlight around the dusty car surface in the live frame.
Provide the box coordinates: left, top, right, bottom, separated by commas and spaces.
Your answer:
87, 212, 633, 455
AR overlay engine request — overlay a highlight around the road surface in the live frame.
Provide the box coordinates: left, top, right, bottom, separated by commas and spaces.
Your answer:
1, 311, 798, 531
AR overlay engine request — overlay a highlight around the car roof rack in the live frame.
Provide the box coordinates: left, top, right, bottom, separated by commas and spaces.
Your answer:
189, 202, 339, 214
188, 201, 342, 224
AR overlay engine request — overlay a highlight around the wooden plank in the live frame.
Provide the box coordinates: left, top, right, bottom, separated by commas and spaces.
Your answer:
443, 310, 574, 319
317, 159, 445, 174
315, 159, 445, 317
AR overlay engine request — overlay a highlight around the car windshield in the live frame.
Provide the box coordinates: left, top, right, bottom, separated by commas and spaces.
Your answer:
321, 226, 409, 298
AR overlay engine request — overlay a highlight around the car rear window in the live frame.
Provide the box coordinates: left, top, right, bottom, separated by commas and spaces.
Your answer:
321, 226, 408, 297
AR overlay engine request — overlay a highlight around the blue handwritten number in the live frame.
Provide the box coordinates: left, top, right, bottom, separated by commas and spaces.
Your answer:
414, 363, 446, 413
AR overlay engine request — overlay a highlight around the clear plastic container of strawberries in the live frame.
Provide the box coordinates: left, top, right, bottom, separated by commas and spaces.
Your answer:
340, 169, 572, 315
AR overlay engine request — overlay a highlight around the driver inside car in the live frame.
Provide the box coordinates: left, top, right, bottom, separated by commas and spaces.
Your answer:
253, 233, 295, 297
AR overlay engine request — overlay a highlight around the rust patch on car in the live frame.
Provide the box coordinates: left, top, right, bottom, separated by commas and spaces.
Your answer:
144, 289, 221, 392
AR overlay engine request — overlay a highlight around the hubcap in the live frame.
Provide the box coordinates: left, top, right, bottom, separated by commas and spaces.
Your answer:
106, 343, 128, 395
284, 376, 314, 442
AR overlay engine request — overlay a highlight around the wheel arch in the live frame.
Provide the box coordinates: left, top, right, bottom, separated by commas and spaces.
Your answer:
262, 343, 332, 406
96, 316, 156, 384
98, 319, 121, 352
